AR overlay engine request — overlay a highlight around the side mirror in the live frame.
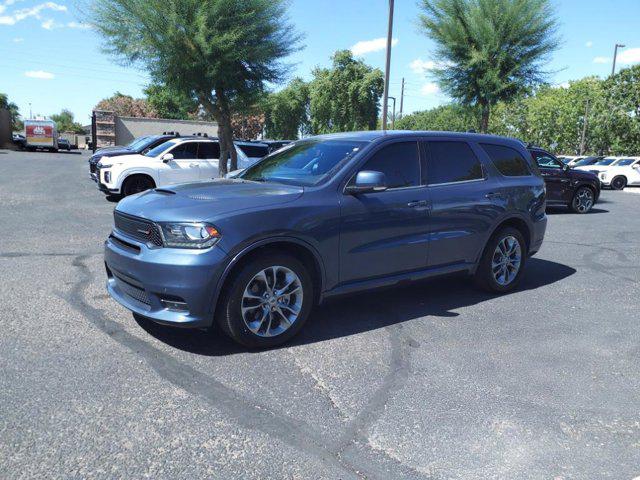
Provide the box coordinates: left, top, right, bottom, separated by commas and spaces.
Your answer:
563, 164, 570, 172
161, 153, 174, 163
633, 164, 640, 170
345, 170, 388, 194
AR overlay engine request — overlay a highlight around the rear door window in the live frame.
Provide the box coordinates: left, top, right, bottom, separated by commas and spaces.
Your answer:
481, 144, 532, 176
425, 141, 484, 185
238, 144, 269, 158
198, 142, 220, 159
361, 141, 421, 189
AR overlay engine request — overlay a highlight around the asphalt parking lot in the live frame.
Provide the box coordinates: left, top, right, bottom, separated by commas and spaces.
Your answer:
1, 149, 639, 479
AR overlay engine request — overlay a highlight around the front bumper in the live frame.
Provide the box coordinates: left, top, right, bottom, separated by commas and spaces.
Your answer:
104, 231, 229, 328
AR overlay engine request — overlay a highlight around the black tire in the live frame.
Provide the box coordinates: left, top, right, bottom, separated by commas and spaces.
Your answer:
611, 176, 627, 190
122, 175, 155, 196
474, 227, 527, 293
217, 252, 314, 348
570, 186, 595, 214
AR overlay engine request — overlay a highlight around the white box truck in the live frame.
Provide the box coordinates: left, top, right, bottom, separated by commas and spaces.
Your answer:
24, 119, 59, 152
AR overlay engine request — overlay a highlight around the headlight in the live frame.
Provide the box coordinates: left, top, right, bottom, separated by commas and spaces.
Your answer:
157, 222, 221, 249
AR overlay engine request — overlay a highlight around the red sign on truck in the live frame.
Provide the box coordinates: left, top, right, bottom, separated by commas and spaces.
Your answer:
25, 120, 57, 149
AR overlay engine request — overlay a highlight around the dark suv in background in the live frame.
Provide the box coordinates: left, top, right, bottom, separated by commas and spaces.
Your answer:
528, 147, 600, 213
105, 131, 547, 348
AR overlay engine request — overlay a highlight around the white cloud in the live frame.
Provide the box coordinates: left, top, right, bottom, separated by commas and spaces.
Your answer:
67, 21, 90, 29
585, 41, 593, 48
593, 56, 611, 64
559, 82, 570, 89
25, 70, 55, 79
0, 2, 65, 25
421, 82, 440, 95
410, 58, 437, 75
12, 36, 23, 42
41, 18, 54, 29
350, 37, 398, 55
618, 47, 640, 65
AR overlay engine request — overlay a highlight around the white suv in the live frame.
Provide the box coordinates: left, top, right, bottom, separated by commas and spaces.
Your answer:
96, 138, 253, 196
574, 156, 625, 174
598, 157, 640, 190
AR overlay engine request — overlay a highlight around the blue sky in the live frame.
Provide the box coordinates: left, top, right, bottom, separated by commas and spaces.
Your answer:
1, 0, 639, 126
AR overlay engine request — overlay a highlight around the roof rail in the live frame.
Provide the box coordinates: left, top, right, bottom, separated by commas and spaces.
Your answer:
162, 131, 180, 136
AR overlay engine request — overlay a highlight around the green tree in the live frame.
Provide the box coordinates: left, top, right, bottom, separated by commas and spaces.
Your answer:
50, 109, 86, 133
91, 0, 301, 176
144, 83, 198, 120
264, 78, 310, 139
95, 92, 155, 118
418, 0, 559, 132
1, 93, 21, 130
395, 104, 478, 131
309, 50, 384, 134
601, 65, 640, 155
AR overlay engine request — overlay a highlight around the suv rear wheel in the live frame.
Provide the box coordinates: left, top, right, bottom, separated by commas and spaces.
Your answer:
570, 186, 594, 213
217, 252, 314, 348
611, 176, 627, 190
475, 227, 527, 293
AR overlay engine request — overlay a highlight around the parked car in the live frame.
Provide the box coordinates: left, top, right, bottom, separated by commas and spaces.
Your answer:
261, 139, 294, 153
12, 133, 26, 150
235, 141, 270, 162
573, 156, 626, 174
89, 133, 181, 181
570, 156, 604, 168
96, 137, 252, 196
598, 157, 640, 190
528, 147, 600, 213
104, 131, 547, 348
57, 138, 72, 151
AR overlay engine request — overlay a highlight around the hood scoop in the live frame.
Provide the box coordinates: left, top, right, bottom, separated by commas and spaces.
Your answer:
153, 188, 176, 195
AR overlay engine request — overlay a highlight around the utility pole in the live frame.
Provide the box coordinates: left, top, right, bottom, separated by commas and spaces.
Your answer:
381, 0, 394, 131
399, 77, 405, 119
29, 103, 32, 120
612, 43, 625, 76
388, 96, 396, 130
579, 98, 589, 155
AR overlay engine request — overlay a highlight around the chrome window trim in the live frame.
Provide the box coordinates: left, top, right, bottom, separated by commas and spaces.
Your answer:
427, 177, 487, 187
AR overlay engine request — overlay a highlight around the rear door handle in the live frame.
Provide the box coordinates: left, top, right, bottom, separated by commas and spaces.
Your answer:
189, 163, 199, 168
485, 192, 503, 199
407, 200, 428, 208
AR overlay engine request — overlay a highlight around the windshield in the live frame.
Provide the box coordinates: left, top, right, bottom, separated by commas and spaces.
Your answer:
595, 157, 617, 165
240, 139, 367, 186
127, 136, 151, 150
574, 158, 597, 166
617, 159, 636, 166
145, 140, 176, 157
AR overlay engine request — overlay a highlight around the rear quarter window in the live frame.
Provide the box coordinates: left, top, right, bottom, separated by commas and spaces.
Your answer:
481, 143, 533, 176
238, 144, 269, 158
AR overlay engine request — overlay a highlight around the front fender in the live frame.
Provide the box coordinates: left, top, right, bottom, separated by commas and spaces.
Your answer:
115, 167, 159, 189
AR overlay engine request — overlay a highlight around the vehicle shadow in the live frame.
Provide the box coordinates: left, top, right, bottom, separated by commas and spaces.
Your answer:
134, 257, 577, 356
105, 195, 122, 203
546, 207, 609, 215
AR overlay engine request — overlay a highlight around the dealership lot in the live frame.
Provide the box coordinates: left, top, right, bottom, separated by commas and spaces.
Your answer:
1, 150, 639, 479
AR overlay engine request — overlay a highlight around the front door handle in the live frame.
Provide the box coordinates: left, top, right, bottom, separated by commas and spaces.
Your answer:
485, 192, 503, 199
189, 163, 199, 168
407, 200, 428, 208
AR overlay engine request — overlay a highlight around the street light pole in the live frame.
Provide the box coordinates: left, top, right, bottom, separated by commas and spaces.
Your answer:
381, 0, 394, 131
612, 43, 625, 76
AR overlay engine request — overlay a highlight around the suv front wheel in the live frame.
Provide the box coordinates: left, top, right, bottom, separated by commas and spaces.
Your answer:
217, 252, 314, 348
475, 227, 527, 293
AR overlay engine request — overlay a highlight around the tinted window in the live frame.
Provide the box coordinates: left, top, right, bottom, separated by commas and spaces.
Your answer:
198, 142, 220, 159
361, 142, 421, 189
481, 144, 531, 176
170, 142, 199, 159
426, 141, 483, 184
617, 159, 635, 166
238, 144, 269, 158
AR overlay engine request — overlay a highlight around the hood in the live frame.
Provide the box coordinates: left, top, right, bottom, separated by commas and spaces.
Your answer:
567, 168, 598, 180
97, 153, 146, 165
91, 147, 134, 161
115, 179, 304, 223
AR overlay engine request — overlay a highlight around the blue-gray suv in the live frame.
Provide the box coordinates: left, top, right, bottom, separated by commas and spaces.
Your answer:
104, 131, 547, 348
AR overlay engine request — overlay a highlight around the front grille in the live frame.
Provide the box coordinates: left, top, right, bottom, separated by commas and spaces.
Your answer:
114, 211, 163, 246
113, 272, 151, 306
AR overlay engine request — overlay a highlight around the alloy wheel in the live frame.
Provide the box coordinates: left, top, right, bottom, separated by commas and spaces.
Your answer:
573, 187, 594, 213
241, 266, 303, 338
492, 235, 522, 286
